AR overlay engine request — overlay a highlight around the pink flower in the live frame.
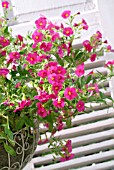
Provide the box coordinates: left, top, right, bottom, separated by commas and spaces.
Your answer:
32, 30, 43, 43
17, 34, 23, 42
34, 91, 50, 103
90, 53, 97, 62
60, 153, 75, 162
105, 60, 114, 67
53, 98, 65, 108
107, 45, 112, 51
62, 140, 72, 152
94, 31, 102, 40
15, 82, 21, 88
83, 40, 92, 52
40, 42, 52, 52
52, 83, 62, 94
52, 32, 60, 42
57, 46, 64, 58
61, 10, 71, 19
76, 100, 85, 112
81, 19, 88, 30
63, 27, 73, 36
56, 66, 66, 75
37, 70, 48, 78
14, 100, 31, 112
2, 1, 9, 8
48, 73, 58, 84
0, 68, 9, 77
37, 102, 47, 117
0, 37, 10, 47
35, 17, 47, 29
75, 63, 85, 77
9, 52, 20, 60
26, 52, 38, 65
64, 87, 78, 100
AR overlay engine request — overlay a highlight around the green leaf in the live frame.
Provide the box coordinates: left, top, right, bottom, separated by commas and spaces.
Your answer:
86, 75, 92, 84
23, 116, 34, 127
4, 143, 16, 156
55, 54, 64, 66
66, 118, 71, 128
74, 52, 83, 61
16, 117, 25, 130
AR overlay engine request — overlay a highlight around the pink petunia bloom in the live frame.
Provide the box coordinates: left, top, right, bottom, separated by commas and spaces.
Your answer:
17, 34, 23, 42
0, 37, 10, 47
48, 66, 57, 75
9, 52, 20, 61
62, 140, 72, 153
81, 19, 88, 30
35, 17, 47, 29
53, 98, 65, 108
60, 153, 75, 162
94, 31, 102, 40
52, 32, 60, 42
0, 68, 9, 77
63, 27, 73, 36
37, 70, 48, 78
40, 42, 52, 52
26, 52, 38, 65
14, 99, 31, 113
37, 107, 47, 118
52, 82, 62, 94
15, 82, 21, 88
2, 1, 9, 8
56, 66, 66, 75
107, 45, 112, 51
83, 40, 92, 52
76, 100, 85, 112
36, 102, 47, 118
105, 60, 114, 67
34, 91, 50, 103
64, 87, 78, 100
32, 30, 43, 43
61, 10, 71, 19
57, 46, 64, 58
90, 53, 97, 62
75, 63, 85, 77
48, 73, 58, 85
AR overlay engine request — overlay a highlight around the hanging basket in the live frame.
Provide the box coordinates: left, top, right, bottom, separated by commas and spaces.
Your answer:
0, 124, 39, 170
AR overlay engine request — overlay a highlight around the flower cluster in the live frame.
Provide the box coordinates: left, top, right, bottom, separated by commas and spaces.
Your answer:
0, 1, 114, 162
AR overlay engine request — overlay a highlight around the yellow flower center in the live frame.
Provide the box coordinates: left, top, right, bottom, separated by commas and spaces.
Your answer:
68, 91, 71, 95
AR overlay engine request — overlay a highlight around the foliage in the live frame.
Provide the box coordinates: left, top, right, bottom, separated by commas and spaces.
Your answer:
0, 1, 114, 161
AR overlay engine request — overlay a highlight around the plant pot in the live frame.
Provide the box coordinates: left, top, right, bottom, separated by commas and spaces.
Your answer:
97, 0, 114, 47
0, 124, 39, 170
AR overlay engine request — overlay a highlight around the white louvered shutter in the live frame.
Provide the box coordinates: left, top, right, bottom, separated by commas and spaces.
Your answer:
1, 0, 114, 170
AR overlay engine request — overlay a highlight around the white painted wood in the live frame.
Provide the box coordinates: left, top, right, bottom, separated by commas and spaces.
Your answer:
35, 128, 114, 157
34, 150, 114, 170
76, 160, 114, 170
33, 139, 114, 166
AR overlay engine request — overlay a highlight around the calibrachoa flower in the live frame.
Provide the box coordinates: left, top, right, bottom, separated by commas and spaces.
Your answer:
32, 30, 44, 43
35, 17, 47, 29
75, 63, 85, 77
0, 68, 9, 76
53, 98, 65, 108
90, 53, 97, 62
0, 5, 113, 164
76, 100, 85, 112
83, 40, 93, 52
26, 52, 38, 65
64, 87, 78, 100
2, 1, 9, 8
63, 27, 73, 36
61, 10, 71, 19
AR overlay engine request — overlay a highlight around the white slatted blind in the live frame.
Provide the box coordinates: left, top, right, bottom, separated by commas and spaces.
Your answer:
1, 0, 114, 169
